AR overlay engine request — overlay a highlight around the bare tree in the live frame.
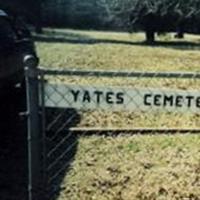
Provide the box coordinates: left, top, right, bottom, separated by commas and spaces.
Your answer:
97, 0, 136, 29
129, 0, 200, 43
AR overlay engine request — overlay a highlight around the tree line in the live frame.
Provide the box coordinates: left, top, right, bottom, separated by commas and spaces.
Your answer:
42, 0, 200, 42
0, 0, 43, 33
1, 0, 200, 42
129, 0, 200, 43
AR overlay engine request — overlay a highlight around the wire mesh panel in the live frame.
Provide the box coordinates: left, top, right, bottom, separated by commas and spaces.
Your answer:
38, 68, 200, 199
40, 69, 200, 129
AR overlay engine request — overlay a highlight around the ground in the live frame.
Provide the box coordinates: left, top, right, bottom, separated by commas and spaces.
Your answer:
60, 135, 200, 200
35, 29, 200, 200
36, 30, 200, 72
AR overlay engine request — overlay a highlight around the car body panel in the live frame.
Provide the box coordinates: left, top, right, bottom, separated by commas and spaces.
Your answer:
0, 9, 38, 94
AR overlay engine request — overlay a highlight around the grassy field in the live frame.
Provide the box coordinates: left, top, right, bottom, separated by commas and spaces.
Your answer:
36, 29, 200, 72
35, 29, 200, 200
59, 135, 200, 200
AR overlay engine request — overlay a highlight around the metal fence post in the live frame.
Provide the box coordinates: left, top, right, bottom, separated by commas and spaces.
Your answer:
25, 65, 44, 200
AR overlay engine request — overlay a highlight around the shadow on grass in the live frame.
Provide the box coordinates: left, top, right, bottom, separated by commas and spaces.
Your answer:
0, 86, 28, 200
0, 85, 81, 200
146, 41, 200, 50
33, 30, 200, 51
45, 108, 81, 200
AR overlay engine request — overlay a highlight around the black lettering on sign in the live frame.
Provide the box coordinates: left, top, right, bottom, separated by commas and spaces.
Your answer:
116, 92, 124, 104
176, 96, 183, 107
163, 95, 173, 107
106, 92, 114, 104
94, 91, 103, 104
70, 90, 80, 102
144, 94, 152, 106
154, 95, 162, 106
185, 96, 194, 107
196, 97, 200, 108
83, 91, 91, 103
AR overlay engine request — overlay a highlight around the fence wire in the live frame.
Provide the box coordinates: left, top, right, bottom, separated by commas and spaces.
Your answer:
37, 68, 200, 200
41, 68, 200, 130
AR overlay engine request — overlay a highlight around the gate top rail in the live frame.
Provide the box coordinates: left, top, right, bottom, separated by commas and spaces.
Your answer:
38, 67, 200, 79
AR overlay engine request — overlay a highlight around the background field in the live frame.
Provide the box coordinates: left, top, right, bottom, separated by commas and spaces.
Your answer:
36, 29, 200, 200
37, 29, 200, 129
36, 29, 200, 72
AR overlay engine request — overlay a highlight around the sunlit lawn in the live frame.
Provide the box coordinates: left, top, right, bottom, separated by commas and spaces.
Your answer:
36, 28, 200, 72
36, 29, 200, 200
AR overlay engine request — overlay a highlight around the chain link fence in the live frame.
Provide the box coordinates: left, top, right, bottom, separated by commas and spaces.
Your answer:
26, 67, 200, 200
41, 68, 200, 129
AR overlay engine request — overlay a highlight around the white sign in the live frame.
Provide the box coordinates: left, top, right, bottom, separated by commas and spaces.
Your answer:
43, 84, 200, 113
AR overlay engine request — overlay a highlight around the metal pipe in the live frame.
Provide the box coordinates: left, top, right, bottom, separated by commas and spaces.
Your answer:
38, 67, 200, 79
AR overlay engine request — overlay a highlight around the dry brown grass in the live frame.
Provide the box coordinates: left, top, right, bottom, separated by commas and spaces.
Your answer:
36, 29, 200, 200
58, 135, 200, 200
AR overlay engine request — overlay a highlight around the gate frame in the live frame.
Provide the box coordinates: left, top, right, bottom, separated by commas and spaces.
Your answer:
25, 66, 46, 200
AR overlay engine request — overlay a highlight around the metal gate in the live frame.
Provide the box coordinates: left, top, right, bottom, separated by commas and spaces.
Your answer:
25, 67, 200, 200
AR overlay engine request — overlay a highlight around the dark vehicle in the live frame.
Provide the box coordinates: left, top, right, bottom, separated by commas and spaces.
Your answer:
0, 9, 38, 95
0, 11, 39, 200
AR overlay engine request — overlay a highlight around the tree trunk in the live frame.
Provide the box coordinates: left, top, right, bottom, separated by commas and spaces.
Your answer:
33, 0, 43, 34
145, 30, 155, 44
175, 31, 184, 39
35, 22, 43, 34
175, 24, 185, 39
